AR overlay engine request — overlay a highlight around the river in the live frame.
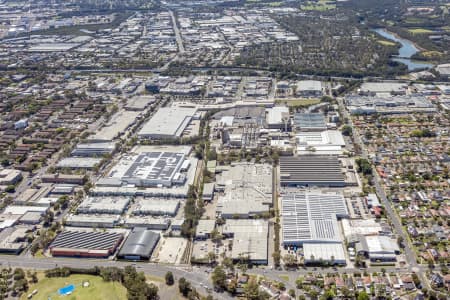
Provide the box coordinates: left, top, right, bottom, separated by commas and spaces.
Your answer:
372, 28, 433, 71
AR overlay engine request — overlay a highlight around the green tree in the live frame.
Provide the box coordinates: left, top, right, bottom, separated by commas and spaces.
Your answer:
288, 289, 295, 298
222, 257, 234, 271
283, 254, 297, 267
272, 251, 281, 267
165, 271, 174, 286
211, 266, 226, 290
244, 278, 260, 300
179, 277, 191, 297
5, 185, 15, 193
357, 290, 370, 300
342, 125, 353, 136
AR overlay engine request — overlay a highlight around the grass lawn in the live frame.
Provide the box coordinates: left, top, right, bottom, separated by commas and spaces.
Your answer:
377, 40, 396, 46
421, 50, 442, 57
269, 2, 283, 7
276, 98, 321, 107
301, 0, 336, 11
404, 17, 423, 24
279, 274, 290, 282
34, 249, 46, 259
408, 28, 434, 34
21, 274, 127, 300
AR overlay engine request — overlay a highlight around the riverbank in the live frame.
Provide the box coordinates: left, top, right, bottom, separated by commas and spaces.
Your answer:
384, 28, 427, 52
372, 28, 433, 71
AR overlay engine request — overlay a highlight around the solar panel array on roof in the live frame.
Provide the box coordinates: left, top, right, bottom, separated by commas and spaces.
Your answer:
282, 192, 348, 245
279, 156, 345, 187
123, 152, 183, 181
50, 231, 123, 250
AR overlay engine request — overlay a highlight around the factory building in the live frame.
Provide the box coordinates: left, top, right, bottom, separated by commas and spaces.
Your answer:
0, 227, 30, 254
266, 106, 290, 131
41, 174, 86, 185
195, 219, 216, 240
279, 156, 345, 187
88, 110, 141, 142
132, 198, 180, 216
0, 169, 23, 186
124, 216, 170, 230
71, 142, 116, 157
222, 219, 269, 265
202, 183, 215, 201
345, 95, 436, 115
108, 151, 190, 188
281, 191, 349, 265
77, 197, 130, 215
354, 235, 400, 262
65, 214, 120, 228
138, 106, 197, 139
295, 80, 323, 98
216, 163, 272, 218
303, 243, 346, 265
294, 113, 327, 132
117, 228, 160, 260
296, 130, 346, 155
281, 192, 348, 246
56, 157, 102, 169
49, 230, 124, 258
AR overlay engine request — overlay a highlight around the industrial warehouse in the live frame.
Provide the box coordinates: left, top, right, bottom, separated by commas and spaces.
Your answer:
222, 219, 269, 265
138, 106, 198, 139
294, 113, 327, 131
117, 228, 160, 261
296, 130, 346, 156
107, 151, 191, 187
49, 230, 124, 258
77, 196, 130, 214
281, 191, 349, 265
71, 142, 116, 157
279, 156, 346, 187
281, 192, 348, 245
216, 163, 272, 218
132, 198, 180, 216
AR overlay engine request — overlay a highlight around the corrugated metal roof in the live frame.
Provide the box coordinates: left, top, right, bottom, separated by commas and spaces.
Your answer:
118, 228, 160, 259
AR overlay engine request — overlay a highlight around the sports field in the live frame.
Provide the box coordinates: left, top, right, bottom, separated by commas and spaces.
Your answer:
21, 274, 127, 300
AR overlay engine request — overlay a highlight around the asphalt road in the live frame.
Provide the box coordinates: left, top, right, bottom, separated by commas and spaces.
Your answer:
0, 254, 436, 299
0, 256, 233, 300
169, 10, 185, 53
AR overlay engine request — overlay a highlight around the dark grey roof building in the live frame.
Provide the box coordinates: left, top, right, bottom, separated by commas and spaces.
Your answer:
118, 228, 160, 260
49, 230, 124, 258
279, 156, 345, 187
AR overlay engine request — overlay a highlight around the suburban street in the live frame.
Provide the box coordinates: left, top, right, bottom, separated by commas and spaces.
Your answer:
0, 254, 438, 299
336, 97, 428, 289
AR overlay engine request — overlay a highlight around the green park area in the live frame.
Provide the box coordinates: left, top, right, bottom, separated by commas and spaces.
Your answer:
377, 40, 396, 46
276, 98, 321, 107
408, 28, 434, 34
301, 0, 336, 11
21, 274, 127, 300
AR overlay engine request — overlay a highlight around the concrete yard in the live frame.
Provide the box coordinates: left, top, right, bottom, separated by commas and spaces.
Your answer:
152, 237, 188, 264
